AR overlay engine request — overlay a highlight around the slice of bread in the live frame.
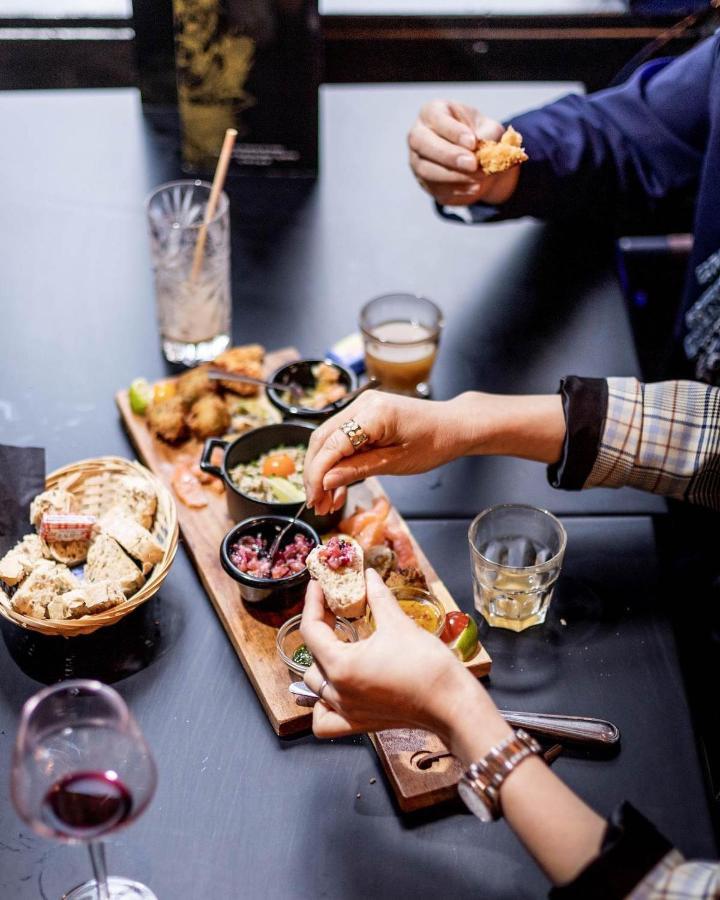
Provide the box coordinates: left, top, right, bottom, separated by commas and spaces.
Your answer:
307, 535, 366, 619
98, 506, 164, 572
29, 489, 77, 528
46, 539, 90, 567
85, 533, 145, 597
11, 560, 77, 618
0, 534, 49, 587
114, 476, 157, 530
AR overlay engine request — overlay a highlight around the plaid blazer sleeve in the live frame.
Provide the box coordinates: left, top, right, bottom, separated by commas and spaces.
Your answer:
584, 377, 720, 509
628, 850, 720, 899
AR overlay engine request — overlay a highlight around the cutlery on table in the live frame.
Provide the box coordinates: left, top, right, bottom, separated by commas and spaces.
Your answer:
207, 368, 304, 401
208, 369, 380, 411
288, 682, 620, 746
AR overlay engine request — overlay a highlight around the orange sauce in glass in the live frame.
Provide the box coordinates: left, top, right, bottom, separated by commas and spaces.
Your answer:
398, 599, 441, 634
364, 321, 437, 394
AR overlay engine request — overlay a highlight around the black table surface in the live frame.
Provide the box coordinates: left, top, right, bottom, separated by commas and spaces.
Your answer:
0, 84, 663, 517
0, 83, 695, 899
0, 516, 713, 898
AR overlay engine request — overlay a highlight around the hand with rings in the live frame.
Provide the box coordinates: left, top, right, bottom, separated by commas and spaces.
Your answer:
303, 390, 474, 516
301, 569, 499, 743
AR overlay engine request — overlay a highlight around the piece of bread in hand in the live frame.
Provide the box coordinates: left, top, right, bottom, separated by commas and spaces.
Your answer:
476, 125, 528, 175
306, 535, 366, 619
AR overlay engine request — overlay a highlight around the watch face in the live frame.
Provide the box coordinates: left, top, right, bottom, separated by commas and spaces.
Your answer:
458, 778, 493, 823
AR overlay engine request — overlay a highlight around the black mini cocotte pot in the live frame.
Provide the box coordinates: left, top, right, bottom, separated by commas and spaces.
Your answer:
199, 422, 342, 532
220, 515, 320, 605
266, 358, 357, 423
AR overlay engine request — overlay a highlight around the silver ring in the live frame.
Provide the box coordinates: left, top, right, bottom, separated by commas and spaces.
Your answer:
317, 678, 329, 702
340, 418, 369, 450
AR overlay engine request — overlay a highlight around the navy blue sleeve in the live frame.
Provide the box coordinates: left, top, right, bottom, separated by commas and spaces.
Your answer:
447, 35, 716, 226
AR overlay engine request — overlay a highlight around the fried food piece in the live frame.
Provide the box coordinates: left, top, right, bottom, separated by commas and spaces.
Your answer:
176, 366, 217, 407
187, 394, 231, 439
217, 344, 264, 364
213, 345, 265, 396
476, 126, 528, 175
147, 396, 189, 444
364, 545, 397, 580
384, 566, 429, 592
30, 489, 77, 528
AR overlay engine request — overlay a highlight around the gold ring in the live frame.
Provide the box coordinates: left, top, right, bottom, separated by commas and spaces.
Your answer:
341, 418, 369, 450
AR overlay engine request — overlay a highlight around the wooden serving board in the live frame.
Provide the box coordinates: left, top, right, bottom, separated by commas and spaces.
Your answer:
116, 347, 490, 811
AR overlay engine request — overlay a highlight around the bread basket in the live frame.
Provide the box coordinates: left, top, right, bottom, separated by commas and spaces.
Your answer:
0, 456, 178, 637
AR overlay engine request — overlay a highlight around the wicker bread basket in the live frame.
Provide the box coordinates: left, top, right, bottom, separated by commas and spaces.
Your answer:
0, 456, 178, 637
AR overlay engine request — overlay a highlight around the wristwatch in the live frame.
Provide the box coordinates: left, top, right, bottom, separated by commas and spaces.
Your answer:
457, 728, 542, 822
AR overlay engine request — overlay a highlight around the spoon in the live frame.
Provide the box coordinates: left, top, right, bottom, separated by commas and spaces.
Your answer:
267, 501, 307, 567
326, 377, 380, 411
206, 368, 304, 401
275, 377, 382, 414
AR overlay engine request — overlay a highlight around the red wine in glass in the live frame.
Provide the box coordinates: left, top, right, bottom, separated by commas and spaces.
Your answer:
12, 680, 157, 900
43, 771, 133, 840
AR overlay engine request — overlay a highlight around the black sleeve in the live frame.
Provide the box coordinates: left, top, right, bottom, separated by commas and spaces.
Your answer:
547, 376, 608, 491
549, 802, 674, 900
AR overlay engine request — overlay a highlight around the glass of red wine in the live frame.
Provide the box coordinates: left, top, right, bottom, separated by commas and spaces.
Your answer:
12, 679, 157, 900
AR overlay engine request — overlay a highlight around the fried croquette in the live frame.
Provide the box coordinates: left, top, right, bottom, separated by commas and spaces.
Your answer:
384, 566, 429, 592
147, 396, 189, 444
213, 345, 266, 396
176, 366, 216, 407
187, 394, 231, 439
476, 126, 528, 175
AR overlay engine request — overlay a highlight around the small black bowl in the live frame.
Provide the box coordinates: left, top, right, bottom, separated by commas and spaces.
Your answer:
220, 515, 320, 605
199, 421, 341, 532
266, 359, 357, 423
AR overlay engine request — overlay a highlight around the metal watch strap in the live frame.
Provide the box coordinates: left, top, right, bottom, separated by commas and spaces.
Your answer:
460, 728, 542, 821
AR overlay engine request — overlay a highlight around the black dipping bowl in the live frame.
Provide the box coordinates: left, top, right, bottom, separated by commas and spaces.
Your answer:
266, 359, 357, 423
199, 421, 341, 532
221, 516, 320, 605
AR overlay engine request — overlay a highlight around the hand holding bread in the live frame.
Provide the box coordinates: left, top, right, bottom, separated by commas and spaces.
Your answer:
306, 535, 367, 619
408, 99, 525, 207
300, 570, 472, 741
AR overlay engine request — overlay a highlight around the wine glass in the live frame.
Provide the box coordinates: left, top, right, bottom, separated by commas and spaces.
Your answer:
11, 679, 158, 900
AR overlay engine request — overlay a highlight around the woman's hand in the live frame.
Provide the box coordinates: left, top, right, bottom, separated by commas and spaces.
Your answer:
408, 100, 521, 206
302, 572, 607, 886
303, 390, 471, 515
301, 570, 511, 757
303, 390, 566, 516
